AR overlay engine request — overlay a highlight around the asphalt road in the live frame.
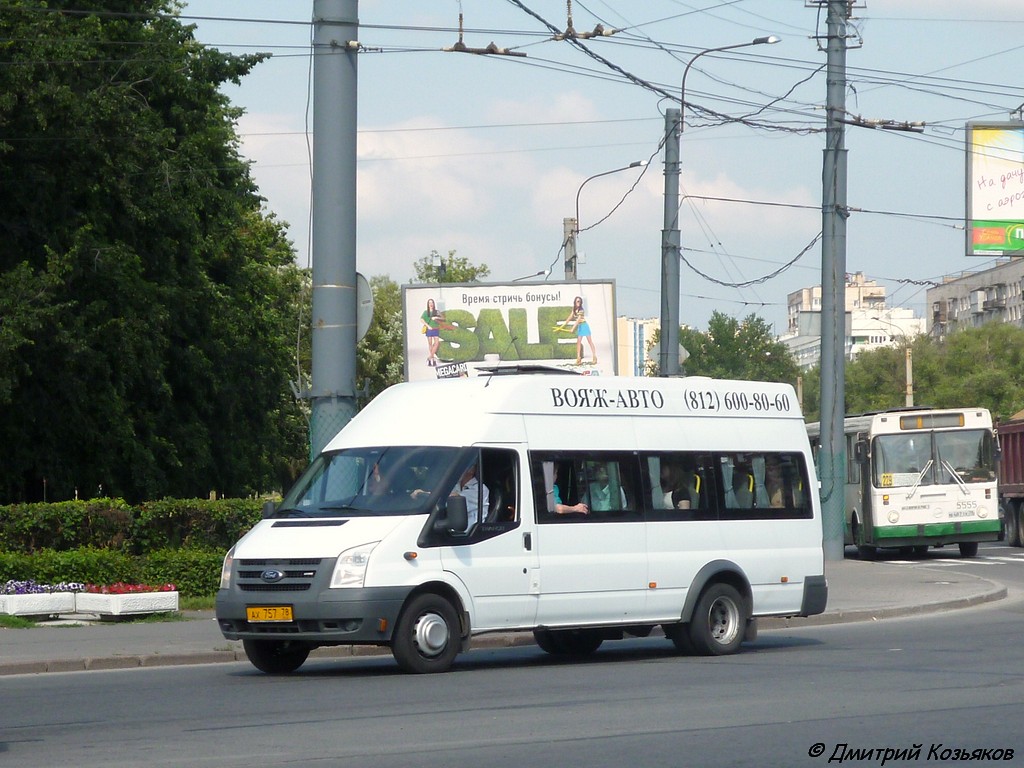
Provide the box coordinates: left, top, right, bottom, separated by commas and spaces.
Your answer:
4, 573, 1023, 768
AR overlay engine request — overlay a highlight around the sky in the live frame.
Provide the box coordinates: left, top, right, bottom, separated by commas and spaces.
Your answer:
179, 0, 1024, 335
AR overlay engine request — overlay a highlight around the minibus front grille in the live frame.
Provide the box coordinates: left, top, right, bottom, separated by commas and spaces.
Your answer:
239, 559, 322, 567
235, 558, 327, 592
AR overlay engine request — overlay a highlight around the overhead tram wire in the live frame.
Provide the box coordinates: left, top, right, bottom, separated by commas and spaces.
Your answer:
15, 5, 1023, 107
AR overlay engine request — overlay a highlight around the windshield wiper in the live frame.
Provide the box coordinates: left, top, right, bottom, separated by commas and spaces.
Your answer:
273, 507, 311, 518
905, 459, 933, 500
939, 458, 971, 495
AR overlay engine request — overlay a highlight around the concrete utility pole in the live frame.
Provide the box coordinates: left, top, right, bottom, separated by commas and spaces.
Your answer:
818, 0, 851, 561
563, 218, 578, 281
309, 0, 359, 458
660, 107, 681, 377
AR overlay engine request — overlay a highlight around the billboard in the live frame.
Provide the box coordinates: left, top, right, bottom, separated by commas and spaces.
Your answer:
966, 121, 1024, 256
402, 280, 616, 382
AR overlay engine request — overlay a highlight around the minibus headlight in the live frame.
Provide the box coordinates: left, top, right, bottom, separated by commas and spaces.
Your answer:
219, 547, 234, 589
331, 542, 379, 588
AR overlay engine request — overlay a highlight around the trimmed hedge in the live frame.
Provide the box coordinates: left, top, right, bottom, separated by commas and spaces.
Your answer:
0, 547, 224, 599
0, 498, 265, 598
0, 498, 263, 554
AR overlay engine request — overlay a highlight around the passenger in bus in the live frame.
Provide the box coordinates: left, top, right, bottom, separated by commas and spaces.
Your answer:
763, 456, 785, 508
586, 464, 626, 511
658, 460, 699, 510
450, 463, 489, 530
552, 464, 589, 515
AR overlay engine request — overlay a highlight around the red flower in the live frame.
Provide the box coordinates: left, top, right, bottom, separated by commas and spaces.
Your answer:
84, 582, 176, 594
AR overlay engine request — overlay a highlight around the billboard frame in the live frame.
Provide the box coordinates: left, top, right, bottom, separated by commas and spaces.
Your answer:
966, 120, 1024, 257
401, 279, 617, 382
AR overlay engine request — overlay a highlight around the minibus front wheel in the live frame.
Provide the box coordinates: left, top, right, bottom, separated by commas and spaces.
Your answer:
242, 639, 311, 674
392, 593, 461, 674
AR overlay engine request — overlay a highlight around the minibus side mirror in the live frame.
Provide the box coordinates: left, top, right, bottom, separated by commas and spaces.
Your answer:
262, 499, 277, 519
441, 494, 468, 533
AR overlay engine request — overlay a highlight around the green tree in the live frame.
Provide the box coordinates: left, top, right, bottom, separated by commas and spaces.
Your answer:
678, 312, 800, 384
0, 1, 306, 502
412, 249, 490, 284
357, 276, 405, 401
806, 323, 1024, 424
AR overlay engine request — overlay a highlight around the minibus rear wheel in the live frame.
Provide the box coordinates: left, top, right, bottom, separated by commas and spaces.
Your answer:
242, 639, 310, 674
392, 593, 461, 674
687, 583, 746, 656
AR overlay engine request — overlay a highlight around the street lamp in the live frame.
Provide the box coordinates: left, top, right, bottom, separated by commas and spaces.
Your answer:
660, 35, 780, 377
564, 160, 647, 280
871, 314, 914, 406
680, 37, 780, 132
431, 251, 447, 282
512, 269, 550, 282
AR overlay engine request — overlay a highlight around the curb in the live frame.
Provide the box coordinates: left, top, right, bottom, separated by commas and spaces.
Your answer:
0, 581, 1006, 676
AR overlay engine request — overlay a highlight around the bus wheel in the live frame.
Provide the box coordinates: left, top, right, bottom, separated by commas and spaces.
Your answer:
533, 628, 602, 656
688, 583, 746, 656
242, 639, 310, 674
392, 593, 461, 674
857, 545, 877, 560
958, 542, 979, 558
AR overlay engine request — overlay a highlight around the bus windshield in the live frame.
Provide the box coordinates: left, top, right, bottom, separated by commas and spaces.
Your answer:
872, 429, 995, 488
274, 446, 463, 518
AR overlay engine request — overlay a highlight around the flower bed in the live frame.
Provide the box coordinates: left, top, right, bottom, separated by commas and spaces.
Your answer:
0, 580, 178, 620
0, 581, 80, 618
75, 582, 178, 618
0, 592, 76, 618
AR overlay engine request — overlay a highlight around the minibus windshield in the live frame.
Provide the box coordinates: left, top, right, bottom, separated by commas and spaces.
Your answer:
274, 446, 462, 518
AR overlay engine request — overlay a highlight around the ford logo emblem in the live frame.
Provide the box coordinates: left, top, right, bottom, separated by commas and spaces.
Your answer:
261, 569, 285, 583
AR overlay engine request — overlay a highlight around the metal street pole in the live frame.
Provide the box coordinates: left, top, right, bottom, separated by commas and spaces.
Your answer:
662, 37, 779, 377
818, 0, 850, 561
310, 0, 359, 458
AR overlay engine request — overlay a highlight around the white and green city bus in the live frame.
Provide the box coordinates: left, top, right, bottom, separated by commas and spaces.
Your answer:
808, 407, 1000, 558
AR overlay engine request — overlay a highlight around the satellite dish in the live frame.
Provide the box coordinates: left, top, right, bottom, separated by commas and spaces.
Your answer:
356, 272, 374, 342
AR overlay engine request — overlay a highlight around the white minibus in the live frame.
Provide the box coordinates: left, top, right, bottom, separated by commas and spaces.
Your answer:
216, 371, 827, 674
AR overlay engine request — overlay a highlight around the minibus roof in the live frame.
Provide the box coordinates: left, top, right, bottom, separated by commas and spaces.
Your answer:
324, 373, 804, 453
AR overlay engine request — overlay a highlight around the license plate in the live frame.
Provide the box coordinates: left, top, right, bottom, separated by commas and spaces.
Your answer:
246, 605, 294, 623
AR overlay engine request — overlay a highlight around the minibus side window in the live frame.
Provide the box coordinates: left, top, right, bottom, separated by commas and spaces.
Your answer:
643, 452, 712, 521
479, 448, 520, 526
417, 447, 521, 546
530, 452, 641, 523
718, 452, 812, 520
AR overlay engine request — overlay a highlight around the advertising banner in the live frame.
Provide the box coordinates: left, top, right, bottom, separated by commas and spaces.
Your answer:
966, 121, 1024, 256
402, 280, 616, 382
